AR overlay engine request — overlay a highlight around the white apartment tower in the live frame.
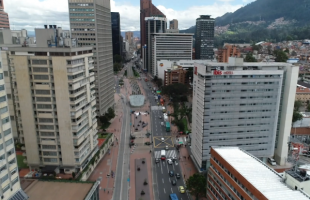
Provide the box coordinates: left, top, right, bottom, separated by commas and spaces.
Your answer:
68, 0, 114, 116
1, 27, 98, 174
0, 52, 28, 199
191, 58, 298, 170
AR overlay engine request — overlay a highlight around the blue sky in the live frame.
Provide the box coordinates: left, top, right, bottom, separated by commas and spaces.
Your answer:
5, 0, 255, 32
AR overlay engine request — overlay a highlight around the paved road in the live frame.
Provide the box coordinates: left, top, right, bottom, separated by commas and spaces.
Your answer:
140, 76, 191, 200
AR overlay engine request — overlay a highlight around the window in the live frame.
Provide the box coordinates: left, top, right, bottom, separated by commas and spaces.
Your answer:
5, 138, 13, 146
36, 97, 51, 102
40, 125, 54, 130
12, 177, 18, 185
2, 184, 9, 193
1, 174, 8, 183
37, 104, 52, 109
3, 71, 8, 77
41, 132, 55, 136
44, 158, 58, 162
43, 151, 57, 156
42, 145, 56, 149
3, 128, 11, 136
0, 96, 6, 103
32, 60, 48, 65
0, 73, 3, 80
33, 67, 48, 72
34, 75, 49, 80
0, 85, 4, 91
2, 116, 9, 124
36, 90, 50, 95
39, 118, 53, 123
0, 106, 8, 114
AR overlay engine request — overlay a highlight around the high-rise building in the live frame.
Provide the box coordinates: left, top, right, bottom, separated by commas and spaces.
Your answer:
69, 0, 114, 116
143, 17, 167, 73
151, 33, 193, 76
195, 15, 215, 60
111, 12, 122, 58
0, 49, 28, 200
125, 31, 133, 45
217, 45, 241, 63
208, 147, 310, 200
2, 27, 98, 174
191, 58, 298, 170
140, 0, 166, 58
169, 19, 178, 29
0, 0, 9, 29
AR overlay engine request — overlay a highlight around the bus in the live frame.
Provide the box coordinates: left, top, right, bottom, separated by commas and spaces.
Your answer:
169, 193, 179, 200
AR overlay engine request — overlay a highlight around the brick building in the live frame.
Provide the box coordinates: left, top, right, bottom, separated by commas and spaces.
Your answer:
164, 66, 187, 86
217, 45, 241, 62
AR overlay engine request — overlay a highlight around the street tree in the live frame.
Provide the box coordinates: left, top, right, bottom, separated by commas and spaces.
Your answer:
113, 63, 122, 72
113, 54, 122, 63
292, 111, 303, 124
294, 100, 303, 111
244, 53, 257, 62
186, 173, 206, 200
274, 50, 289, 62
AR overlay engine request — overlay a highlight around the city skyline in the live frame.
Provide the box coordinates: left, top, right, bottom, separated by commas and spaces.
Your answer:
5, 0, 254, 32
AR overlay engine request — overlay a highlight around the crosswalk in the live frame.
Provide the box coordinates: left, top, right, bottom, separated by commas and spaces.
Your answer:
151, 106, 162, 111
154, 150, 177, 159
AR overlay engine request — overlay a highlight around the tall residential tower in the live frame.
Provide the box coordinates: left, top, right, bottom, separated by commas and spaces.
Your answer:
195, 15, 214, 60
68, 0, 114, 115
0, 0, 9, 29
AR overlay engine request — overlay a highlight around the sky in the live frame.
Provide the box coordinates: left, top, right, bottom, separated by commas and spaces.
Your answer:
5, 0, 255, 32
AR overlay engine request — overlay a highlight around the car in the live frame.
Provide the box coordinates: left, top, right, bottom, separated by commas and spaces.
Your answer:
171, 179, 176, 186
161, 138, 164, 142
165, 146, 169, 150
268, 158, 276, 166
169, 170, 174, 177
159, 116, 162, 119
155, 158, 160, 163
167, 159, 173, 165
175, 173, 180, 179
179, 186, 185, 194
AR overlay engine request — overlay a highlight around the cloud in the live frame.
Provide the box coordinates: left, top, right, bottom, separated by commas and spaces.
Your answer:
5, 0, 243, 32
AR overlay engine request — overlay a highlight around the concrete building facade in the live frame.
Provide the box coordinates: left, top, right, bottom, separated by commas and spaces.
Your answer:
0, 49, 28, 200
125, 31, 133, 45
169, 19, 178, 29
3, 28, 98, 173
68, 0, 114, 116
208, 147, 310, 200
191, 58, 298, 170
0, 0, 9, 29
164, 66, 187, 86
151, 33, 193, 76
195, 15, 215, 60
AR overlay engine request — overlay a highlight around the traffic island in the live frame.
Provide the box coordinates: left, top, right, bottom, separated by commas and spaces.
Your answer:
135, 158, 150, 200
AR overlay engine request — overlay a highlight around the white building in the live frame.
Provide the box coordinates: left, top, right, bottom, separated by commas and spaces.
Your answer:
191, 57, 298, 170
284, 165, 310, 196
123, 41, 129, 52
151, 33, 193, 77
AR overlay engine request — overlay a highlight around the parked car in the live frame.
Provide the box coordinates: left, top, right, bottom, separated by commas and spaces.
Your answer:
179, 186, 185, 193
161, 138, 165, 142
169, 170, 174, 177
176, 173, 180, 179
268, 158, 276, 166
165, 146, 169, 150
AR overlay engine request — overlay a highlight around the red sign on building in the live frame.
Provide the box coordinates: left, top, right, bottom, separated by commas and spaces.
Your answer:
213, 70, 233, 75
194, 67, 198, 75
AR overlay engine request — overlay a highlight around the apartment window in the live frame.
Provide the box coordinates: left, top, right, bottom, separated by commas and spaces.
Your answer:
33, 67, 48, 72
0, 144, 2, 150
1, 116, 9, 124
36, 97, 51, 102
0, 85, 4, 91
3, 128, 11, 136
5, 138, 13, 146
40, 132, 55, 137
0, 165, 6, 173
0, 73, 3, 80
6, 94, 10, 99
40, 125, 54, 130
39, 118, 53, 123
32, 60, 48, 65
44, 158, 58, 162
43, 151, 57, 156
3, 71, 8, 77
0, 106, 8, 114
1, 174, 8, 183
36, 90, 50, 95
0, 96, 5, 103
37, 104, 52, 109
34, 75, 49, 80
2, 184, 9, 193
12, 177, 18, 185
42, 145, 56, 149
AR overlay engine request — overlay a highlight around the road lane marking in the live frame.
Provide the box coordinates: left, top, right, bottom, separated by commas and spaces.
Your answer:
164, 188, 166, 194
161, 162, 163, 174
171, 188, 173, 193
162, 178, 164, 183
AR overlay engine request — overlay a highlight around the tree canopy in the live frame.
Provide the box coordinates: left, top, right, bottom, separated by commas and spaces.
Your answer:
186, 173, 206, 200
274, 50, 289, 62
292, 111, 303, 124
162, 83, 188, 96
113, 55, 122, 63
244, 53, 257, 62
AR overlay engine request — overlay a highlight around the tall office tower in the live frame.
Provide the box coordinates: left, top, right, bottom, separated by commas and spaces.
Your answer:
169, 19, 178, 29
140, 0, 166, 58
143, 17, 167, 73
0, 0, 9, 29
195, 15, 215, 60
125, 31, 133, 45
0, 51, 28, 200
191, 58, 298, 170
151, 33, 193, 76
3, 27, 98, 174
69, 0, 114, 116
111, 12, 122, 58
208, 147, 310, 200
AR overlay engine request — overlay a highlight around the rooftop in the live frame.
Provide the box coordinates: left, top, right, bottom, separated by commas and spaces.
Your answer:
213, 147, 310, 200
24, 180, 95, 200
297, 86, 310, 93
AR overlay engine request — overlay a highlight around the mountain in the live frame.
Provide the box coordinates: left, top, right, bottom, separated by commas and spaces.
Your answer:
121, 31, 140, 38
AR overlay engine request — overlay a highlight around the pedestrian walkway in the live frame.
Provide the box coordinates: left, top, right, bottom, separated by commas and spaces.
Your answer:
154, 150, 177, 159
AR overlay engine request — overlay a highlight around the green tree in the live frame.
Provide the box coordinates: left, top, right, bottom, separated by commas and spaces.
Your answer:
274, 50, 289, 62
186, 173, 206, 200
284, 49, 289, 53
113, 63, 122, 72
153, 76, 158, 82
106, 107, 115, 119
291, 50, 297, 56
157, 78, 163, 88
294, 100, 303, 111
286, 35, 293, 41
244, 53, 257, 62
292, 111, 303, 124
113, 54, 122, 63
